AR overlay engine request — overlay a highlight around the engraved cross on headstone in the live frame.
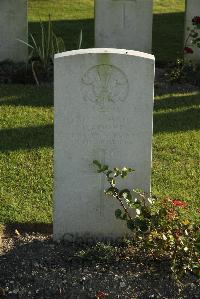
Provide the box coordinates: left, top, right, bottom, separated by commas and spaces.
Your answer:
113, 0, 135, 28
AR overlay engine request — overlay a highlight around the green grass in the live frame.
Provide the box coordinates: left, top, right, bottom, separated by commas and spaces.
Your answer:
153, 92, 200, 220
29, 0, 94, 52
29, 0, 94, 21
28, 0, 185, 62
0, 86, 53, 224
0, 86, 199, 225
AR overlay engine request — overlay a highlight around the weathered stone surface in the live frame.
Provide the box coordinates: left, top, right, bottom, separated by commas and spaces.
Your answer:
0, 0, 28, 62
54, 48, 154, 241
184, 0, 200, 63
95, 0, 153, 53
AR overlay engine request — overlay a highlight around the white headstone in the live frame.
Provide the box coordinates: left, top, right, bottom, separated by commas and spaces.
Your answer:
54, 48, 154, 241
0, 0, 28, 62
184, 0, 200, 62
95, 0, 153, 53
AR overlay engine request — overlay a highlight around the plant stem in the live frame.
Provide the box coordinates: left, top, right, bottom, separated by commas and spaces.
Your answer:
115, 192, 132, 220
32, 61, 40, 86
172, 239, 178, 261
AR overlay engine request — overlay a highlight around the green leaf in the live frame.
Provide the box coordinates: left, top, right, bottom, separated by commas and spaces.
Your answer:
107, 177, 113, 182
136, 219, 150, 233
93, 160, 102, 169
128, 167, 135, 173
122, 213, 128, 220
115, 209, 122, 219
119, 189, 132, 201
159, 207, 167, 218
77, 29, 83, 50
106, 170, 113, 178
111, 179, 116, 186
120, 167, 134, 178
105, 187, 118, 196
191, 32, 198, 38
132, 202, 141, 209
151, 214, 160, 227
17, 38, 34, 49
101, 165, 109, 172
129, 202, 140, 209
113, 168, 121, 177
127, 219, 135, 231
141, 206, 152, 219
121, 169, 128, 178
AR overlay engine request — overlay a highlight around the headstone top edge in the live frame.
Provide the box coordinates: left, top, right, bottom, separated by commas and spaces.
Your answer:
54, 48, 155, 61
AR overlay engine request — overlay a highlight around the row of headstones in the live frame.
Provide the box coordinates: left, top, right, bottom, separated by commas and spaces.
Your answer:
1, 0, 200, 63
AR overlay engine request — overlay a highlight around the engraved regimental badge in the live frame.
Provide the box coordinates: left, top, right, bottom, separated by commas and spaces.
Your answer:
81, 64, 129, 110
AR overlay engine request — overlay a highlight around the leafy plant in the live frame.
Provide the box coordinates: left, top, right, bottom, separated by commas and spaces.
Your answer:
93, 160, 152, 234
75, 242, 117, 262
93, 160, 200, 279
166, 58, 185, 83
184, 16, 200, 57
18, 15, 82, 85
18, 16, 64, 84
147, 197, 200, 277
167, 16, 200, 84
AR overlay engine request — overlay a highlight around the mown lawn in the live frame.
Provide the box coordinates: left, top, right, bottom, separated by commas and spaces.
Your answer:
28, 0, 185, 62
0, 85, 199, 225
153, 92, 200, 223
0, 86, 53, 224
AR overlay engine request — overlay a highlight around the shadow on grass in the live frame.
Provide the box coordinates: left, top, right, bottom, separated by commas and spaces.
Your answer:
0, 88, 53, 107
154, 107, 200, 133
29, 12, 183, 63
154, 93, 200, 112
29, 18, 94, 51
153, 12, 185, 63
0, 124, 53, 152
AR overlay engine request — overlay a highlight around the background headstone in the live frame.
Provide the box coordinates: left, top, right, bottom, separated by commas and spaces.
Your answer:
0, 0, 28, 62
184, 0, 200, 63
54, 48, 154, 241
95, 0, 153, 53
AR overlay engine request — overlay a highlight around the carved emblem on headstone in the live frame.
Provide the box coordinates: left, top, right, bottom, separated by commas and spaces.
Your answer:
81, 64, 129, 109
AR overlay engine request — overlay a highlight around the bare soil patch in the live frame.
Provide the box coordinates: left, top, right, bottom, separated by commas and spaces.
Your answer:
0, 229, 199, 299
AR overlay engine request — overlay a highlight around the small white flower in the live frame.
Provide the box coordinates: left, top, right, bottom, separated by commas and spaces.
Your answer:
162, 234, 167, 241
136, 209, 141, 215
184, 247, 188, 252
125, 198, 130, 204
